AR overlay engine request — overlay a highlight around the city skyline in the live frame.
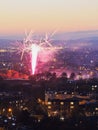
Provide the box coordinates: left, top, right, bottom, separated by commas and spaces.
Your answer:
0, 1, 98, 129
0, 0, 98, 39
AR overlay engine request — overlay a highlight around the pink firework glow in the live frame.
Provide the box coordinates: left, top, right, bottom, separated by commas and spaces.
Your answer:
31, 44, 40, 75
15, 31, 62, 75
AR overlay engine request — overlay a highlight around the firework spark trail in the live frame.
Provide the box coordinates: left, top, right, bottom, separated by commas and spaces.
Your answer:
31, 44, 40, 75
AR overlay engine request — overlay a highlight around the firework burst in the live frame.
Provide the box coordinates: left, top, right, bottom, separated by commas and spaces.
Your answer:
15, 31, 62, 75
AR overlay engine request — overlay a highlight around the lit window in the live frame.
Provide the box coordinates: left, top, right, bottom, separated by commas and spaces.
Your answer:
60, 116, 64, 121
93, 112, 95, 115
3, 108, 5, 112
55, 92, 57, 94
21, 100, 23, 102
95, 108, 98, 111
12, 123, 16, 126
20, 106, 23, 109
70, 106, 74, 109
70, 102, 74, 105
48, 106, 51, 109
8, 108, 12, 112
38, 98, 42, 103
4, 119, 8, 123
8, 117, 11, 119
48, 114, 51, 117
23, 107, 28, 110
16, 101, 18, 103
48, 102, 51, 105
60, 102, 64, 105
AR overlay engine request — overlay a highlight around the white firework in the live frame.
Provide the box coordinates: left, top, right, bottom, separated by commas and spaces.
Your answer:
13, 30, 63, 60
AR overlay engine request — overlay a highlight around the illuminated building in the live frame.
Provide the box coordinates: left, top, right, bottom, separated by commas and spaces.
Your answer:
45, 91, 98, 118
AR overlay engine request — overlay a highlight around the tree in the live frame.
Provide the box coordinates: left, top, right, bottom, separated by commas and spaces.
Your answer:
70, 72, 76, 80
45, 71, 52, 81
60, 72, 68, 81
49, 72, 57, 81
0, 75, 4, 81
61, 72, 67, 78
29, 75, 36, 84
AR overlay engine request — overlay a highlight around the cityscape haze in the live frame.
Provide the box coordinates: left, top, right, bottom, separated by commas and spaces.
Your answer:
0, 0, 98, 130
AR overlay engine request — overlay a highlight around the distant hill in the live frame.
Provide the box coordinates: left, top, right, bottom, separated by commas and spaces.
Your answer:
0, 39, 15, 49
65, 37, 98, 50
0, 37, 98, 50
52, 37, 98, 50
